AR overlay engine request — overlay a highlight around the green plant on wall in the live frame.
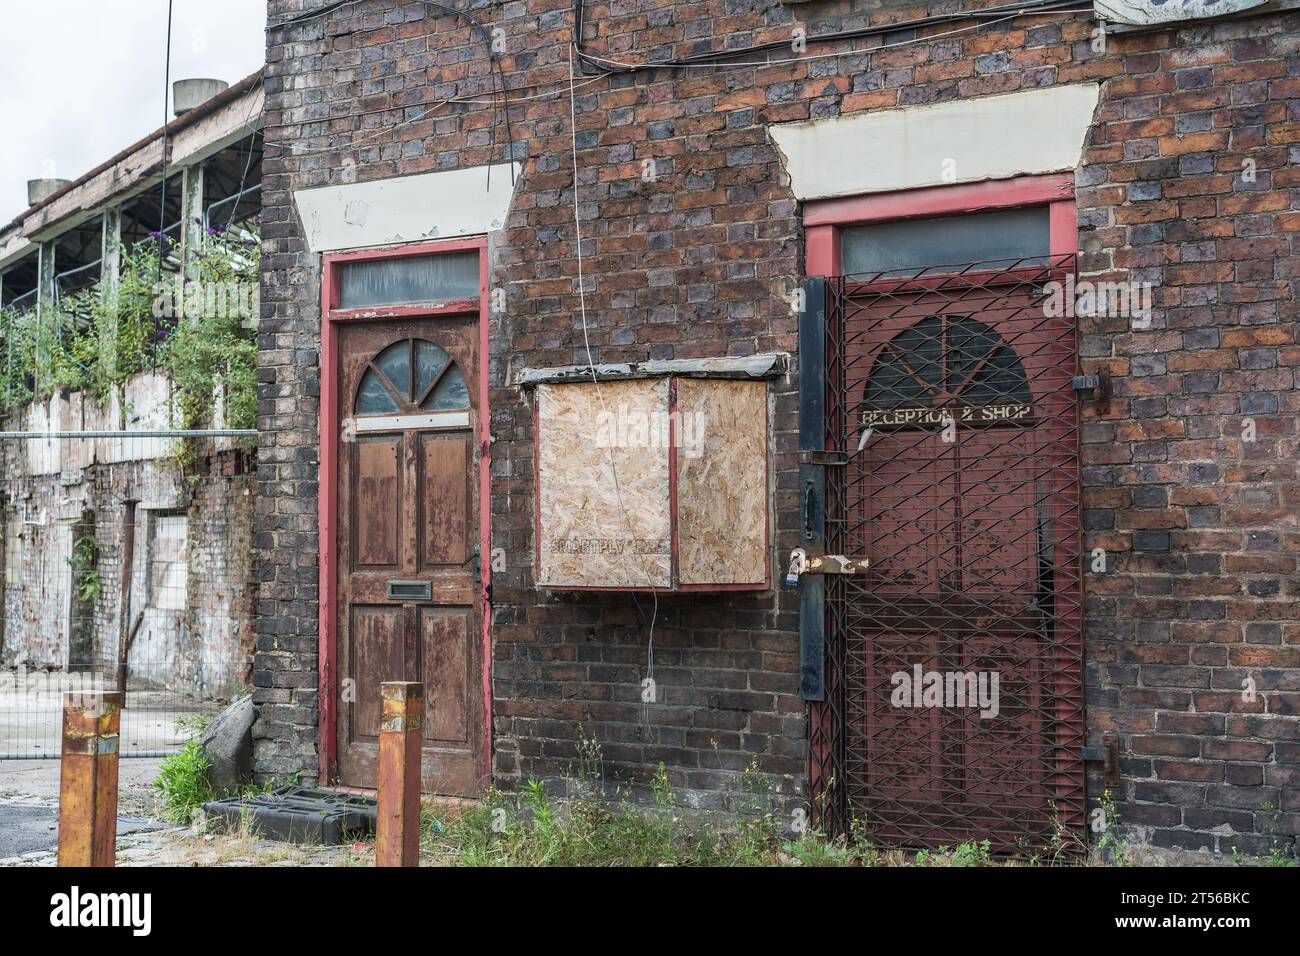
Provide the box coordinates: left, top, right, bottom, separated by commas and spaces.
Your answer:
0, 230, 258, 431
0, 240, 162, 413
0, 306, 36, 409
67, 533, 103, 603
163, 225, 259, 432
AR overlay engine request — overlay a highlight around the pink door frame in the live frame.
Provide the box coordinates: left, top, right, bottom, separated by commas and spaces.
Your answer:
803, 172, 1077, 278
317, 236, 492, 787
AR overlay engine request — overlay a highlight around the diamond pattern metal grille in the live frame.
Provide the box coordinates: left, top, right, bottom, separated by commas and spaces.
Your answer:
814, 256, 1086, 853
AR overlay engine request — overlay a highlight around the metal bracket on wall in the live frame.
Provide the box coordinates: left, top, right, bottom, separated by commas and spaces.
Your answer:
799, 450, 847, 467
1082, 735, 1121, 788
1072, 372, 1111, 415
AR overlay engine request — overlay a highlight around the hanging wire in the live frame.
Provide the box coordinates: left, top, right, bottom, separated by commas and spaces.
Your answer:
153, 0, 175, 369
224, 78, 265, 232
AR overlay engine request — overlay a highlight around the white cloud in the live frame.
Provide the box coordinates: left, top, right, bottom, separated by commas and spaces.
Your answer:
0, 0, 265, 224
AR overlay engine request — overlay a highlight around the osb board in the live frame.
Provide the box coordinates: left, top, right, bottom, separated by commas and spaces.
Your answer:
537, 379, 672, 588
676, 379, 767, 585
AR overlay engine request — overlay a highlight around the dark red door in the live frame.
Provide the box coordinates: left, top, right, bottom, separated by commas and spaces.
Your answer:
833, 265, 1085, 850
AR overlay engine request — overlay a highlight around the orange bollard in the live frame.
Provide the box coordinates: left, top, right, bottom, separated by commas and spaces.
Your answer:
376, 681, 422, 867
57, 691, 122, 867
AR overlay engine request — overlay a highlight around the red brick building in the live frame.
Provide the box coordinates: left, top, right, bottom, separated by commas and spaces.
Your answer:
256, 0, 1299, 859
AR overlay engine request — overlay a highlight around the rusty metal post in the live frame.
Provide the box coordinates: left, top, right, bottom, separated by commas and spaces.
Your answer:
57, 691, 122, 867
376, 681, 422, 867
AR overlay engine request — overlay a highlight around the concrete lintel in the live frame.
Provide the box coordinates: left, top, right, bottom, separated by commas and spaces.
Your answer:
516, 352, 790, 387
18, 139, 167, 241
0, 233, 35, 272
9, 80, 262, 245
769, 84, 1101, 201
170, 83, 264, 168
1099, 0, 1281, 31
294, 163, 521, 253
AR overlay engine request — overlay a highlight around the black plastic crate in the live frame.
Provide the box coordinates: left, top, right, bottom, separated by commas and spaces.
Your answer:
201, 786, 376, 845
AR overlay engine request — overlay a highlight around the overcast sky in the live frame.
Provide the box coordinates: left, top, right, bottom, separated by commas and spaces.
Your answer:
0, 0, 266, 225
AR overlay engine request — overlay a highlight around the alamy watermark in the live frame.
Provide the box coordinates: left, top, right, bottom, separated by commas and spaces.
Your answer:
890, 664, 1001, 718
1042, 276, 1154, 327
593, 403, 707, 458
0, 665, 111, 703
151, 277, 258, 322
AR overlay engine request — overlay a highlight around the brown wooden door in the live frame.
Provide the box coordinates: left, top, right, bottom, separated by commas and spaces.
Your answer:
335, 317, 481, 794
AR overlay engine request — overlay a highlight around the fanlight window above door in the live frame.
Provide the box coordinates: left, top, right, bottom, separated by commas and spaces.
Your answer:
862, 316, 1032, 428
355, 338, 470, 431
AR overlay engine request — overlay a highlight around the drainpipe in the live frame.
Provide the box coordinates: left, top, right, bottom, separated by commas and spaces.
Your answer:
115, 500, 137, 695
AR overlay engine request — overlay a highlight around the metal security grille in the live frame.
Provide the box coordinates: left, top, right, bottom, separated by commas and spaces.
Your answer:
812, 255, 1086, 852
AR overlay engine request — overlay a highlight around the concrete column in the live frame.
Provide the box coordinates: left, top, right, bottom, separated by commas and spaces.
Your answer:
36, 239, 56, 395
100, 207, 122, 385
180, 162, 205, 281
101, 207, 121, 291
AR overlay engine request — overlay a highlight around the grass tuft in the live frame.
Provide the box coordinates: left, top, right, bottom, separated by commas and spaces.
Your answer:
153, 739, 213, 824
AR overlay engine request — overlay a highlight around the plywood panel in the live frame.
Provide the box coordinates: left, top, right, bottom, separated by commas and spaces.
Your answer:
537, 379, 672, 588
676, 379, 768, 585
420, 606, 471, 744
354, 437, 400, 567
421, 434, 470, 567
349, 605, 404, 741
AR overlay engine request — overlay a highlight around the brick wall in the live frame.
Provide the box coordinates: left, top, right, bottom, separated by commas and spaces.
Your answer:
259, 0, 1299, 853
1075, 26, 1300, 855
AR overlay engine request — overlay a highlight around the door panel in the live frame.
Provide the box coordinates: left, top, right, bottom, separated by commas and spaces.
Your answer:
354, 438, 401, 568
420, 434, 470, 568
335, 317, 482, 794
349, 605, 406, 741
419, 606, 471, 744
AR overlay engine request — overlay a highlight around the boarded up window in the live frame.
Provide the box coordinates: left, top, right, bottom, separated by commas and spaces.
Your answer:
676, 379, 768, 585
149, 514, 188, 611
537, 379, 673, 589
535, 377, 768, 590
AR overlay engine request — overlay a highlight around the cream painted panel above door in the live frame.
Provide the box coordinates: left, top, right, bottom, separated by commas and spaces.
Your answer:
769, 84, 1101, 200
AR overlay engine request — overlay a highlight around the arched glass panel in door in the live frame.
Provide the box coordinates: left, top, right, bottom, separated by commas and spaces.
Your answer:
862, 316, 1033, 426
355, 338, 470, 430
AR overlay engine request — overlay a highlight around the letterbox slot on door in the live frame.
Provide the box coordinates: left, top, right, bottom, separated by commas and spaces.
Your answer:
387, 580, 432, 601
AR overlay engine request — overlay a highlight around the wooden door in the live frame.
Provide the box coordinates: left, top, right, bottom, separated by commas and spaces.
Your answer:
335, 317, 481, 794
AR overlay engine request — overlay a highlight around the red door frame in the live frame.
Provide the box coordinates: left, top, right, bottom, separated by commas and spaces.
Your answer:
318, 236, 492, 788
804, 172, 1077, 278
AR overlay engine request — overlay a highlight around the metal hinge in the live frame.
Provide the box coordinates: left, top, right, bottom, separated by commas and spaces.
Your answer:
799, 450, 848, 466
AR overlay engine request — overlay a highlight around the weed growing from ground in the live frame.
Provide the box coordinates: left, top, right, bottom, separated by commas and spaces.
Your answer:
154, 739, 213, 823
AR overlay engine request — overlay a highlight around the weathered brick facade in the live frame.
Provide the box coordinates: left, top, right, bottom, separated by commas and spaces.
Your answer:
1, 379, 256, 698
258, 0, 1299, 855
